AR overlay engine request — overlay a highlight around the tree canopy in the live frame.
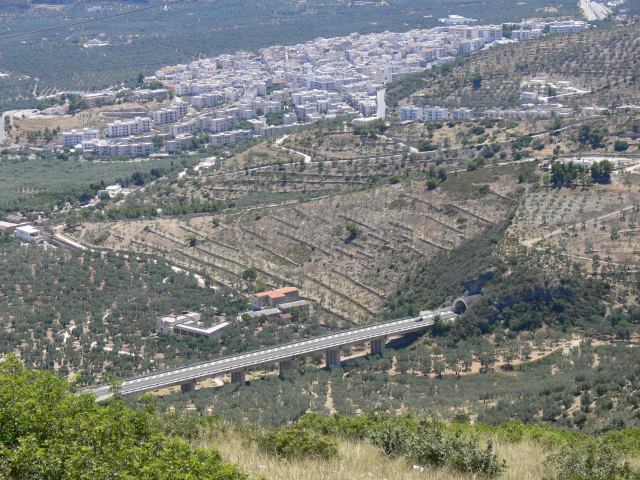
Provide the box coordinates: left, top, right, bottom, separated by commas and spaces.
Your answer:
0, 355, 247, 480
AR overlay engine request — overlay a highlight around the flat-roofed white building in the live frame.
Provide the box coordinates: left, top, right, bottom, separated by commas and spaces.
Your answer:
107, 117, 152, 137
156, 311, 230, 340
153, 101, 189, 124
15, 225, 44, 244
63, 128, 98, 147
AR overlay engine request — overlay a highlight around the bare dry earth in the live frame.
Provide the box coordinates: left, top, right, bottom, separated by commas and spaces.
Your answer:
75, 165, 521, 324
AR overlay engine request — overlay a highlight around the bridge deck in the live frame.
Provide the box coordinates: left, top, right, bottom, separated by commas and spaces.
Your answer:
83, 308, 455, 401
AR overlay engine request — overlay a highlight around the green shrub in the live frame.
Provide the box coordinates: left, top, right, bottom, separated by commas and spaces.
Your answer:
545, 441, 638, 480
365, 416, 505, 477
253, 426, 339, 460
0, 355, 247, 480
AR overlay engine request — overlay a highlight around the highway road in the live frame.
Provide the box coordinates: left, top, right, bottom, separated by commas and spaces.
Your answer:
83, 308, 456, 401
579, 0, 611, 20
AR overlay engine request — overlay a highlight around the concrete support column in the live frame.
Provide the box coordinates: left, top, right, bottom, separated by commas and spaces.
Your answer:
279, 359, 296, 378
231, 371, 246, 386
325, 348, 341, 368
180, 381, 197, 393
125, 391, 143, 401
370, 338, 386, 355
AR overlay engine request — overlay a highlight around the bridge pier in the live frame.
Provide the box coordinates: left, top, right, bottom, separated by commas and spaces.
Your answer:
180, 380, 197, 393
370, 338, 386, 355
230, 371, 246, 386
125, 391, 144, 401
325, 348, 341, 368
279, 359, 296, 378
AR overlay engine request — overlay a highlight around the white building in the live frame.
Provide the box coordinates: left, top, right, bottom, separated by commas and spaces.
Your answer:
156, 311, 230, 340
62, 128, 98, 147
399, 105, 449, 121
153, 101, 189, 124
107, 117, 152, 137
440, 14, 477, 24
208, 129, 253, 145
15, 225, 44, 244
549, 20, 587, 34
84, 140, 154, 157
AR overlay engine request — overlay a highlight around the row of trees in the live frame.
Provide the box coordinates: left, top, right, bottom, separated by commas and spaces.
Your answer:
550, 159, 613, 186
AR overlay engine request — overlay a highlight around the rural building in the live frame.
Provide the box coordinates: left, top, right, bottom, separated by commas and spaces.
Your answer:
82, 92, 116, 108
156, 311, 230, 340
0, 221, 18, 233
245, 287, 310, 319
15, 225, 44, 244
250, 287, 300, 310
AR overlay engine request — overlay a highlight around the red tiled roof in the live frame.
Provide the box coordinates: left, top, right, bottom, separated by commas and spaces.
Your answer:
252, 286, 298, 298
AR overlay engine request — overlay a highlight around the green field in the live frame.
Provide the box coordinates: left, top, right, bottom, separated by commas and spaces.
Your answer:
0, 154, 181, 211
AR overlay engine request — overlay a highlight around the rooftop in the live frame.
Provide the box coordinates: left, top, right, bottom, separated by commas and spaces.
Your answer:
252, 286, 298, 298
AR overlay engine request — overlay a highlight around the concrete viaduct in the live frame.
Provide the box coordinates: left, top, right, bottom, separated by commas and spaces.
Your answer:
83, 298, 477, 402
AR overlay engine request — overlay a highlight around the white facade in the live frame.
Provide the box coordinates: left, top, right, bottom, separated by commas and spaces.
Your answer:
549, 21, 587, 34
62, 128, 98, 147
15, 225, 44, 244
157, 311, 230, 340
107, 117, 152, 137
153, 101, 189, 124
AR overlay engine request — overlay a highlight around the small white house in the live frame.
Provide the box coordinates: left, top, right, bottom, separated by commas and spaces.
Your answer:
15, 225, 44, 244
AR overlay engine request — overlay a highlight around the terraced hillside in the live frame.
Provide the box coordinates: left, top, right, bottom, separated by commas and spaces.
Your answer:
76, 162, 520, 323
387, 22, 640, 110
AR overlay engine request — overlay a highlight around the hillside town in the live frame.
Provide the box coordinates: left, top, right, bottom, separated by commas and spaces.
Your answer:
56, 19, 589, 157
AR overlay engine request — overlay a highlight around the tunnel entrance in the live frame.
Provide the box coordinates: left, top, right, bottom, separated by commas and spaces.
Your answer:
452, 298, 468, 314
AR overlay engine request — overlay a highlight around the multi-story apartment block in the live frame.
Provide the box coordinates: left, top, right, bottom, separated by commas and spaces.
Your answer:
549, 20, 587, 34
62, 128, 99, 147
83, 140, 154, 156
209, 129, 253, 145
106, 117, 152, 137
191, 92, 225, 108
399, 106, 449, 121
153, 101, 189, 125
170, 119, 196, 137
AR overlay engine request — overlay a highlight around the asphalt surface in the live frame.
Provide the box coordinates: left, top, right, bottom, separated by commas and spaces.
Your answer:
83, 308, 456, 401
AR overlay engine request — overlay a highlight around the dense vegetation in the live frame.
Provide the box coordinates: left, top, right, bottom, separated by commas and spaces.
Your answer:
0, 244, 338, 384
0, 355, 248, 479
7, 355, 640, 479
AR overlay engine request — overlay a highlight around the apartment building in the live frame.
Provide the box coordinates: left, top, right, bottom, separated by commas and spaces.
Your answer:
107, 117, 152, 137
191, 92, 226, 108
208, 129, 253, 145
153, 101, 189, 124
399, 105, 472, 121
62, 128, 99, 147
170, 118, 196, 137
83, 139, 154, 156
549, 20, 587, 34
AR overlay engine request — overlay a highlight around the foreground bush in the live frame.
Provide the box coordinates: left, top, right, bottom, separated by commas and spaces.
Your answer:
0, 355, 247, 480
298, 413, 505, 477
253, 426, 338, 460
370, 417, 505, 477
544, 441, 639, 480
